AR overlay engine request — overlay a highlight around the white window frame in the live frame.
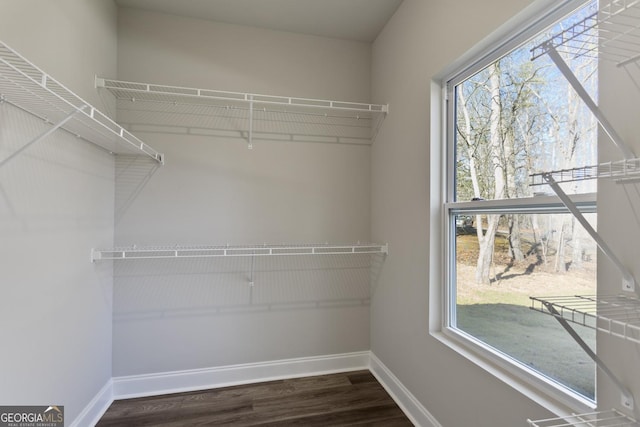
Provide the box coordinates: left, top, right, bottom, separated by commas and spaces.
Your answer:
428, 0, 597, 416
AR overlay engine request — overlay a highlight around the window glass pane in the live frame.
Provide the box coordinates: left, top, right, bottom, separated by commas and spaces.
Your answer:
447, 0, 600, 401
454, 2, 598, 202
454, 212, 597, 399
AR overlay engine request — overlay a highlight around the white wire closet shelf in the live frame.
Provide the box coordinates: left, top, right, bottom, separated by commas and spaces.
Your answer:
95, 77, 388, 146
91, 242, 388, 262
526, 0, 640, 297
530, 158, 640, 185
530, 0, 640, 159
531, 1, 640, 68
0, 42, 163, 164
530, 294, 640, 344
525, 2, 640, 421
527, 409, 639, 427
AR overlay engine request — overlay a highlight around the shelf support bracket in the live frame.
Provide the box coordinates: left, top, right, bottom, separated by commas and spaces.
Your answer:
545, 46, 635, 159
249, 253, 255, 287
542, 301, 634, 410
248, 95, 254, 149
0, 105, 85, 168
542, 173, 636, 293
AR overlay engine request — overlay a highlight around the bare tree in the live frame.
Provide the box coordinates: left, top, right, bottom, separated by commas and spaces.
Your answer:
473, 63, 504, 284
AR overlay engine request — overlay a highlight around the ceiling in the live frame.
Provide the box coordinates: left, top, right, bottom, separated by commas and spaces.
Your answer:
115, 0, 403, 43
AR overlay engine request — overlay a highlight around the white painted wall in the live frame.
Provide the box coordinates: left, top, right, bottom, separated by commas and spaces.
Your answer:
596, 49, 640, 415
369, 0, 576, 425
0, 0, 117, 423
111, 8, 375, 376
5, 1, 636, 425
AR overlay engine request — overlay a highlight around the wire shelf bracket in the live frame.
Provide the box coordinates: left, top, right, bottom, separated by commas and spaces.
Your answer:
537, 45, 634, 159
539, 173, 636, 293
0, 41, 164, 164
0, 106, 83, 167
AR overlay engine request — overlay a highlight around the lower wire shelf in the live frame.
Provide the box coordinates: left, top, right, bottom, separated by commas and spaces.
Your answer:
91, 242, 388, 262
530, 294, 640, 344
527, 409, 639, 426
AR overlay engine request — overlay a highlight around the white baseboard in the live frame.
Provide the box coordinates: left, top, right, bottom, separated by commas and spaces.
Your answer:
69, 379, 113, 427
75, 352, 437, 427
112, 351, 370, 400
369, 352, 442, 427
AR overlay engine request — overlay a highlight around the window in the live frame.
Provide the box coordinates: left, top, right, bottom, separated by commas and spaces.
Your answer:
443, 0, 598, 404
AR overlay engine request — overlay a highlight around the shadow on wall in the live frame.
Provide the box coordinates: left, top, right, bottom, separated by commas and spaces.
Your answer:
112, 252, 386, 322
0, 102, 114, 234
115, 154, 161, 224
114, 97, 380, 146
622, 183, 640, 229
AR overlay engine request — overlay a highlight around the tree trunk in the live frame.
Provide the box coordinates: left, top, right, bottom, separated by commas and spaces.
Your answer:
475, 63, 505, 284
570, 218, 583, 270
554, 222, 567, 272
457, 88, 482, 200
508, 214, 525, 261
476, 214, 500, 284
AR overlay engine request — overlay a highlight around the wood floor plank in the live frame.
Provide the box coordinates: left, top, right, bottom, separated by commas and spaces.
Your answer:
255, 404, 413, 426
250, 384, 394, 421
97, 370, 413, 426
97, 401, 254, 427
345, 371, 378, 385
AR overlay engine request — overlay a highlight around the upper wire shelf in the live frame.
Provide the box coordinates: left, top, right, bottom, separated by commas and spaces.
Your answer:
91, 242, 388, 262
530, 158, 640, 185
531, 0, 640, 67
530, 294, 640, 344
95, 78, 388, 146
527, 409, 639, 426
0, 42, 163, 163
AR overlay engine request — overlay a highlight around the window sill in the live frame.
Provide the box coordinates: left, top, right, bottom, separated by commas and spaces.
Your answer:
429, 326, 596, 419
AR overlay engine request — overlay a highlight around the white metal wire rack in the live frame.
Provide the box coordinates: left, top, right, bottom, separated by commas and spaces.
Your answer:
95, 77, 388, 147
530, 0, 640, 158
0, 42, 163, 164
527, 409, 639, 427
91, 242, 388, 262
520, 3, 640, 422
530, 158, 640, 185
531, 1, 640, 68
527, 0, 640, 296
530, 294, 640, 344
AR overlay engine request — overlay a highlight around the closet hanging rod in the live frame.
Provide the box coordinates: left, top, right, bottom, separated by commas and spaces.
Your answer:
95, 77, 389, 115
91, 243, 389, 262
0, 42, 163, 164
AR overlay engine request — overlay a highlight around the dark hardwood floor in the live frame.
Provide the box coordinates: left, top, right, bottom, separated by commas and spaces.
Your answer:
97, 370, 413, 426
